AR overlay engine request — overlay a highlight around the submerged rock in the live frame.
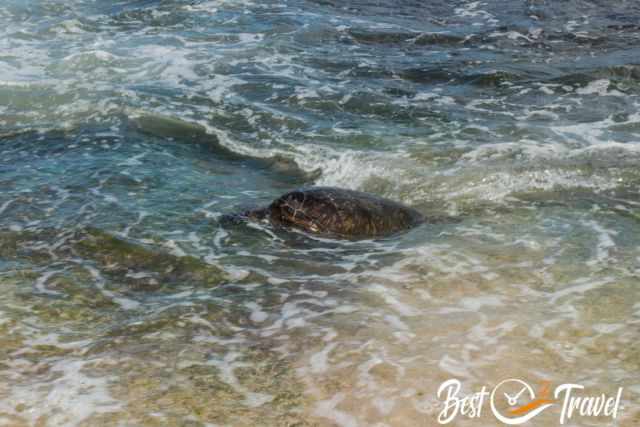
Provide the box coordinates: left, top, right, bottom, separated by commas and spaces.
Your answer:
74, 227, 226, 286
128, 112, 316, 182
0, 227, 226, 288
225, 187, 424, 238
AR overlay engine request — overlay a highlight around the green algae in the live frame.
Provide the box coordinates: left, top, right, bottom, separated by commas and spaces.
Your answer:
0, 254, 313, 426
2, 227, 226, 288
73, 227, 226, 287
0, 270, 115, 353
0, 231, 20, 259
128, 112, 312, 182
102, 351, 316, 427
0, 230, 52, 264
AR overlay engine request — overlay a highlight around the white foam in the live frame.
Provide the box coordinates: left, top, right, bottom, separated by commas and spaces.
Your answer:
206, 352, 274, 408
245, 301, 268, 323
0, 199, 14, 215
368, 284, 419, 317
201, 74, 245, 104
313, 393, 359, 427
576, 79, 625, 96
489, 30, 533, 42
310, 342, 337, 374
0, 357, 121, 427
458, 295, 503, 311
454, 1, 494, 22
582, 220, 617, 266
438, 354, 472, 378
549, 276, 615, 304
34, 270, 63, 296
84, 265, 140, 310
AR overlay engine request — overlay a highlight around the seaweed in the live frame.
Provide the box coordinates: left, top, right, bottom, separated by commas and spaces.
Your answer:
74, 227, 226, 287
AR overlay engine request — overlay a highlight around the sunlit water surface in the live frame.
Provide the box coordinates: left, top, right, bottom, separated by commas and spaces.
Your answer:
1, 0, 639, 426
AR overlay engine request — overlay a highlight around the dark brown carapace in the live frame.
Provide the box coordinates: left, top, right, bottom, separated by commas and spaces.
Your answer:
238, 187, 424, 238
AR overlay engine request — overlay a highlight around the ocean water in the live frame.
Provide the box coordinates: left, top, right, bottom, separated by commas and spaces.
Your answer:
1, 0, 639, 426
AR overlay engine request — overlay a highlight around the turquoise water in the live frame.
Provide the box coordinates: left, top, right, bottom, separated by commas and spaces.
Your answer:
1, 1, 639, 426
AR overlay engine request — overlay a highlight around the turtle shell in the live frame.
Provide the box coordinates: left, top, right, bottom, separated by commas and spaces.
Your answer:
266, 187, 423, 237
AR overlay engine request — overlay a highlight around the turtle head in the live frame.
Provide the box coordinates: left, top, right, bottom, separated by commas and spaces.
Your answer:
220, 205, 269, 226
267, 189, 336, 234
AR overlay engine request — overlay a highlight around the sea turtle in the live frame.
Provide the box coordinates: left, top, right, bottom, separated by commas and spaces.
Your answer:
223, 187, 424, 238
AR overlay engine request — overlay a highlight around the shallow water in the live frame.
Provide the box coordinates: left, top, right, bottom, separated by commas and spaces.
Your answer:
1, 1, 640, 426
